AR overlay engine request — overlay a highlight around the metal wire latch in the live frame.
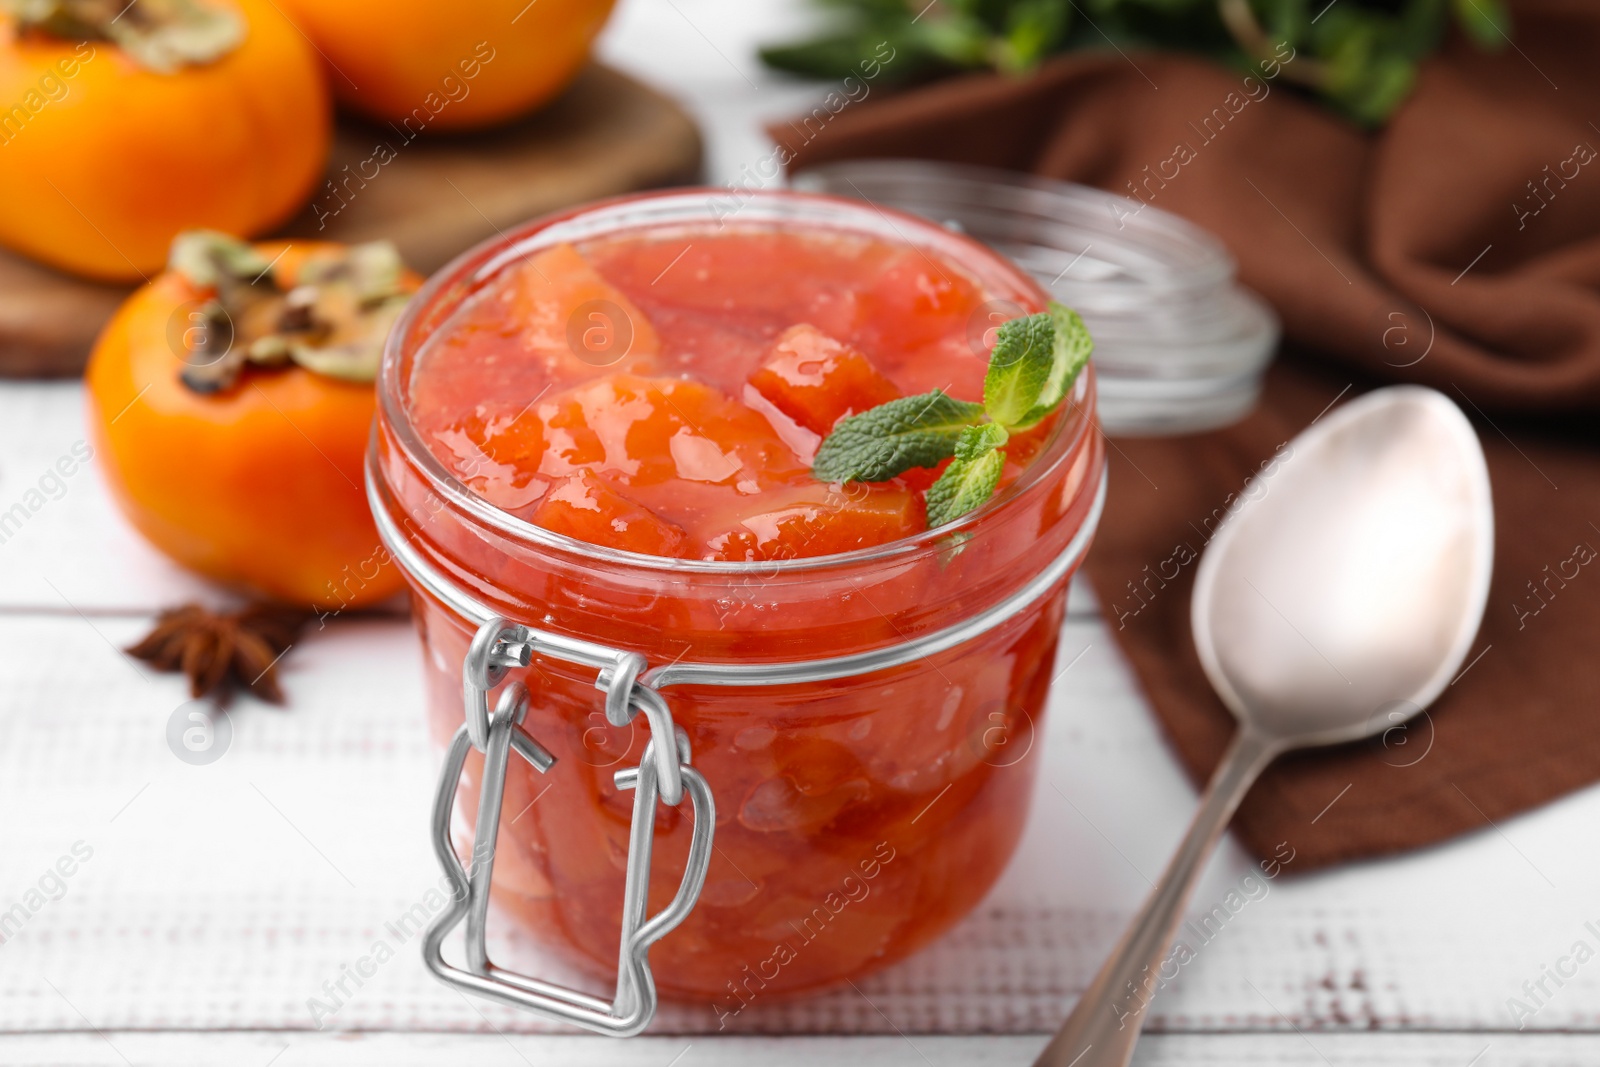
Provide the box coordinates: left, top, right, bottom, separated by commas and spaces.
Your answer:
422, 617, 715, 1037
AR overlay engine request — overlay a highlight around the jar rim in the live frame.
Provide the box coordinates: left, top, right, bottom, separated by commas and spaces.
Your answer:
377, 187, 1098, 576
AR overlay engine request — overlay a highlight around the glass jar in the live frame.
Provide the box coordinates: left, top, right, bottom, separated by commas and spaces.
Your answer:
368, 189, 1105, 1024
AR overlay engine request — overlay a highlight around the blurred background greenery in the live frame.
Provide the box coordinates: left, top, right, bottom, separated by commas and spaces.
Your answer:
761, 0, 1512, 125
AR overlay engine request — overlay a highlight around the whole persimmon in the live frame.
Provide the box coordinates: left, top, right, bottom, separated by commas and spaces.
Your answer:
87, 231, 419, 610
276, 0, 615, 131
0, 0, 330, 282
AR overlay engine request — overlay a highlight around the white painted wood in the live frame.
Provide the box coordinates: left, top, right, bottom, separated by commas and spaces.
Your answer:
0, 1031, 1591, 1066
0, 382, 226, 612
1, 612, 1597, 1040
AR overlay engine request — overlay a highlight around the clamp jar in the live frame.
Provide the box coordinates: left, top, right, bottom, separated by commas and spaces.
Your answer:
368, 189, 1106, 1031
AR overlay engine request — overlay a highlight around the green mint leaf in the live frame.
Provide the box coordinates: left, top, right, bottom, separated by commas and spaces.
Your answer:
1015, 301, 1093, 428
1345, 54, 1417, 127
1000, 0, 1071, 73
1452, 0, 1509, 49
955, 421, 1008, 460
812, 389, 985, 483
982, 310, 1055, 430
925, 440, 1006, 528
921, 13, 993, 67
759, 34, 891, 80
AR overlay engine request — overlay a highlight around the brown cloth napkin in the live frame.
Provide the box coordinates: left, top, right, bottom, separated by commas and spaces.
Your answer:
773, 0, 1600, 871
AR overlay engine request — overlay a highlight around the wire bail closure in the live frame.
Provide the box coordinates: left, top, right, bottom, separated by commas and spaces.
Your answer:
460, 619, 670, 800
424, 616, 713, 1036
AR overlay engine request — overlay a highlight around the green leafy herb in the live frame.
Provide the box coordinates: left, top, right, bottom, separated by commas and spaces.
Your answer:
927, 439, 1007, 527
970, 300, 1094, 435
811, 298, 1092, 527
812, 389, 985, 482
982, 311, 1055, 429
760, 0, 1514, 127
1451, 0, 1509, 49
999, 0, 1071, 72
955, 420, 1009, 458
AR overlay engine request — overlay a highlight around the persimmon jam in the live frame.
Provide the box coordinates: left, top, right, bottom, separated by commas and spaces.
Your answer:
373, 192, 1103, 1012
407, 227, 1055, 560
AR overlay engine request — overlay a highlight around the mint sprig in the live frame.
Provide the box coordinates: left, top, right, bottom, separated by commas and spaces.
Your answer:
811, 300, 1092, 527
926, 424, 1009, 527
1018, 303, 1092, 428
981, 311, 1055, 429
812, 390, 984, 483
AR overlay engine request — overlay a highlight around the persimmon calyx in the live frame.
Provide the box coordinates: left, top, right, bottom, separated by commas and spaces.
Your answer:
3, 0, 244, 72
170, 231, 413, 394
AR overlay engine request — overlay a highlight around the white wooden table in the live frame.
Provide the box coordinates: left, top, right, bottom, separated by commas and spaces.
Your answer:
4, 3, 1600, 1063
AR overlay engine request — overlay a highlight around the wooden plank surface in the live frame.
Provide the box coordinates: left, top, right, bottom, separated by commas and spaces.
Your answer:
0, 591, 1597, 1039
0, 383, 232, 612
0, 1031, 1591, 1066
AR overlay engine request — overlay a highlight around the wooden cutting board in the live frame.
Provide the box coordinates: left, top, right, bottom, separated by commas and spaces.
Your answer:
0, 63, 702, 377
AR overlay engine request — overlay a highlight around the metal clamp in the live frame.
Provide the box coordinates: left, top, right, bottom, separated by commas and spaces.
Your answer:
424, 632, 714, 1036
462, 617, 648, 757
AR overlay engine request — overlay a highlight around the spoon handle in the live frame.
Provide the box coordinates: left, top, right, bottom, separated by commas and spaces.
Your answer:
1031, 728, 1282, 1067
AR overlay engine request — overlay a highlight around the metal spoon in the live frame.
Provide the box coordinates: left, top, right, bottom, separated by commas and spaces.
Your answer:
1032, 385, 1494, 1067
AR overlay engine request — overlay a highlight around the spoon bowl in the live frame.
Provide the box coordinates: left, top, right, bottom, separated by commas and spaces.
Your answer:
1033, 385, 1494, 1067
1192, 385, 1494, 745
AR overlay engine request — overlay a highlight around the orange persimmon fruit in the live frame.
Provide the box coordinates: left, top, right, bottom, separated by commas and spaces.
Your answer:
0, 0, 330, 282
275, 0, 616, 130
86, 233, 418, 609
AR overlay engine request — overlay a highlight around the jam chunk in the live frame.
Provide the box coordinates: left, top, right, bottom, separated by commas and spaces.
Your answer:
748, 324, 901, 437
502, 243, 660, 381
465, 373, 817, 549
849, 249, 990, 398
701, 481, 923, 562
529, 471, 688, 557
547, 375, 801, 489
469, 375, 797, 483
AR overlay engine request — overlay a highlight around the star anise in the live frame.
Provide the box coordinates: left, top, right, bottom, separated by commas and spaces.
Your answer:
126, 602, 311, 704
